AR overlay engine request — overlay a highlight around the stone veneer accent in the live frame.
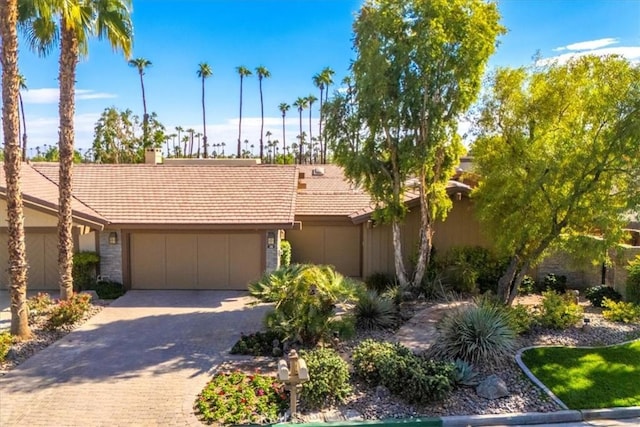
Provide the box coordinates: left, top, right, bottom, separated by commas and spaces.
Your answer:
98, 230, 123, 284
265, 230, 281, 273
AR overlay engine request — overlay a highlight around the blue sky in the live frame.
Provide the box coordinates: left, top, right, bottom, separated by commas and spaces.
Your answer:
16, 0, 640, 157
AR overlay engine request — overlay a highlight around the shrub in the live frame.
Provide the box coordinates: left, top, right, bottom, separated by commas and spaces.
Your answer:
429, 301, 515, 365
72, 251, 100, 291
585, 285, 623, 308
626, 255, 640, 304
365, 272, 396, 293
505, 303, 535, 335
230, 330, 285, 356
436, 246, 509, 295
299, 348, 351, 409
535, 273, 568, 294
254, 264, 358, 345
89, 280, 126, 300
279, 240, 292, 267
354, 291, 397, 331
537, 290, 583, 329
452, 359, 479, 387
520, 275, 536, 295
196, 371, 286, 425
46, 293, 92, 330
27, 292, 54, 318
327, 315, 356, 341
602, 298, 640, 323
352, 340, 454, 403
0, 332, 13, 362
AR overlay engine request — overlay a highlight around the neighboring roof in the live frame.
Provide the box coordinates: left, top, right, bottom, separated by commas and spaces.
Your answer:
31, 163, 298, 228
0, 163, 106, 228
295, 165, 374, 216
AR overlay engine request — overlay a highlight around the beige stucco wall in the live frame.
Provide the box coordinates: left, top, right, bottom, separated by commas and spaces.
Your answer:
0, 201, 58, 227
78, 231, 96, 252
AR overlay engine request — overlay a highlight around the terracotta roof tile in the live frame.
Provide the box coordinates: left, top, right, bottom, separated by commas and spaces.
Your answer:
0, 163, 105, 226
31, 163, 298, 227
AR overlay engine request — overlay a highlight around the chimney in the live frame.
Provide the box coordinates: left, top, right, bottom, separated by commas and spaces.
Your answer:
145, 148, 162, 165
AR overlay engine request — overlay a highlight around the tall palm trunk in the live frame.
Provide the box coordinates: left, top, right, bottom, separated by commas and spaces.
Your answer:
281, 112, 286, 160
237, 75, 244, 157
1, 0, 31, 339
323, 82, 331, 163
318, 86, 324, 163
138, 70, 148, 146
298, 109, 303, 164
57, 21, 79, 301
201, 77, 208, 158
308, 104, 313, 164
19, 92, 26, 162
258, 78, 265, 161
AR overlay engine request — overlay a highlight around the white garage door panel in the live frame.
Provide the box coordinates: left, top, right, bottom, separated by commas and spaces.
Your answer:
130, 233, 262, 290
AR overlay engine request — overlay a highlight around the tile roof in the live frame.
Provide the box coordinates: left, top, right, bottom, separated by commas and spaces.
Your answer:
31, 163, 298, 227
295, 165, 374, 216
0, 163, 105, 227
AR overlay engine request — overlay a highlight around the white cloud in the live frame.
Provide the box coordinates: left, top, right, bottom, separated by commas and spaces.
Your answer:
536, 46, 640, 67
21, 88, 117, 104
562, 38, 619, 51
20, 112, 100, 155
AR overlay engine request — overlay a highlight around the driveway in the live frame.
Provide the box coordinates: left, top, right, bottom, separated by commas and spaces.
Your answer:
0, 291, 268, 427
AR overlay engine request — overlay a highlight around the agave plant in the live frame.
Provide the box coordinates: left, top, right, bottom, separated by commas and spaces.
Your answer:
355, 290, 397, 330
452, 359, 480, 386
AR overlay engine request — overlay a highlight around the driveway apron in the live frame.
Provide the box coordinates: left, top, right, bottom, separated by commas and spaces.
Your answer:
0, 291, 268, 427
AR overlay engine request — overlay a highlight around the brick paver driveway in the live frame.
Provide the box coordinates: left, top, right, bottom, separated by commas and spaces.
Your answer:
0, 291, 268, 427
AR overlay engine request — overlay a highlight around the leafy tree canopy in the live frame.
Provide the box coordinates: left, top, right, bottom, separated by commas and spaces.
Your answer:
472, 55, 640, 304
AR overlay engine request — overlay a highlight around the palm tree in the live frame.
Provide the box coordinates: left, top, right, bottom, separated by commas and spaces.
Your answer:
236, 66, 252, 157
1, 0, 31, 338
22, 0, 133, 300
175, 125, 183, 156
18, 74, 28, 162
306, 94, 318, 164
197, 62, 212, 158
278, 102, 289, 158
293, 97, 308, 164
128, 57, 151, 145
312, 73, 325, 164
320, 67, 334, 162
186, 128, 195, 157
255, 65, 270, 162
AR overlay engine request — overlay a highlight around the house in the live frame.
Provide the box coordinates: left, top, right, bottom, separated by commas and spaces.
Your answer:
0, 154, 486, 290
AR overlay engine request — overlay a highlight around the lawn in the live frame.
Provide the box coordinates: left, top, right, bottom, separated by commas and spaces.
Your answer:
521, 340, 640, 409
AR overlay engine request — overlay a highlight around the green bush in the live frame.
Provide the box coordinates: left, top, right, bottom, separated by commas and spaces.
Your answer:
299, 348, 351, 409
327, 315, 356, 341
352, 340, 454, 403
602, 298, 640, 323
585, 285, 622, 308
0, 332, 13, 362
452, 359, 479, 387
505, 303, 535, 335
437, 246, 509, 294
46, 293, 93, 330
27, 292, 54, 318
279, 240, 292, 267
429, 300, 515, 364
535, 273, 568, 294
626, 255, 640, 304
196, 371, 286, 425
230, 330, 285, 357
364, 272, 396, 293
537, 290, 583, 329
354, 291, 397, 331
72, 251, 100, 291
253, 264, 358, 345
520, 275, 536, 295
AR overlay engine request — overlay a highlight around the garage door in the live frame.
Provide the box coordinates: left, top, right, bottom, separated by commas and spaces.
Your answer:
0, 232, 58, 290
130, 233, 262, 290
287, 225, 361, 277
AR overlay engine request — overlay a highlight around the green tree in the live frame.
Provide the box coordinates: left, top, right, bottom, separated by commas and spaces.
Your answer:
306, 94, 318, 163
326, 0, 503, 287
472, 55, 640, 305
255, 65, 270, 162
236, 65, 252, 157
293, 97, 308, 164
197, 62, 212, 158
1, 0, 31, 339
315, 67, 334, 163
128, 57, 151, 145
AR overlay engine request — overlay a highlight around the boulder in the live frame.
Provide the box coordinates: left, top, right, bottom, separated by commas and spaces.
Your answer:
476, 374, 510, 400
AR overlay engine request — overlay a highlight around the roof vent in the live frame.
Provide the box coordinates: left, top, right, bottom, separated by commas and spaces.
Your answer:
312, 167, 325, 176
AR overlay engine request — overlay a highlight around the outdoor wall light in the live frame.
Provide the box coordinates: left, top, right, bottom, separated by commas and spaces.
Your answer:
267, 231, 276, 248
108, 231, 118, 245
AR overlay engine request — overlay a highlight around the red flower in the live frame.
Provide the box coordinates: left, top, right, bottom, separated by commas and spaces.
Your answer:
256, 389, 265, 396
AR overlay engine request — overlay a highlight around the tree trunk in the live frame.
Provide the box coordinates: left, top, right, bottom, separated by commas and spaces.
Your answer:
139, 71, 148, 147
1, 0, 31, 339
202, 77, 208, 158
19, 92, 26, 162
298, 110, 303, 164
259, 78, 264, 161
391, 221, 408, 287
237, 76, 243, 157
308, 104, 313, 164
412, 171, 433, 286
58, 22, 79, 301
281, 113, 286, 161
318, 87, 324, 163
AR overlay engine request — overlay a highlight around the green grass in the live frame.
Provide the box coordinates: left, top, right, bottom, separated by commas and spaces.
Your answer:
521, 340, 640, 409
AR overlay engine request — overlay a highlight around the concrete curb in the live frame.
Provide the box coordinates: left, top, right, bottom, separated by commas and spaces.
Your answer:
581, 407, 640, 421
441, 410, 583, 426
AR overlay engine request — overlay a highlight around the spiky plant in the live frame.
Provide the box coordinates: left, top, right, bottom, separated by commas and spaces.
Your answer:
430, 302, 515, 365
355, 291, 397, 330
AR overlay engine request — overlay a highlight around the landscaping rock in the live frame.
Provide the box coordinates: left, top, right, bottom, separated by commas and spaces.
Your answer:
375, 385, 390, 400
476, 375, 510, 400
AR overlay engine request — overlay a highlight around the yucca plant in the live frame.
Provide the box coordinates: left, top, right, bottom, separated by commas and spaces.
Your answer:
355, 290, 397, 330
429, 301, 515, 365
